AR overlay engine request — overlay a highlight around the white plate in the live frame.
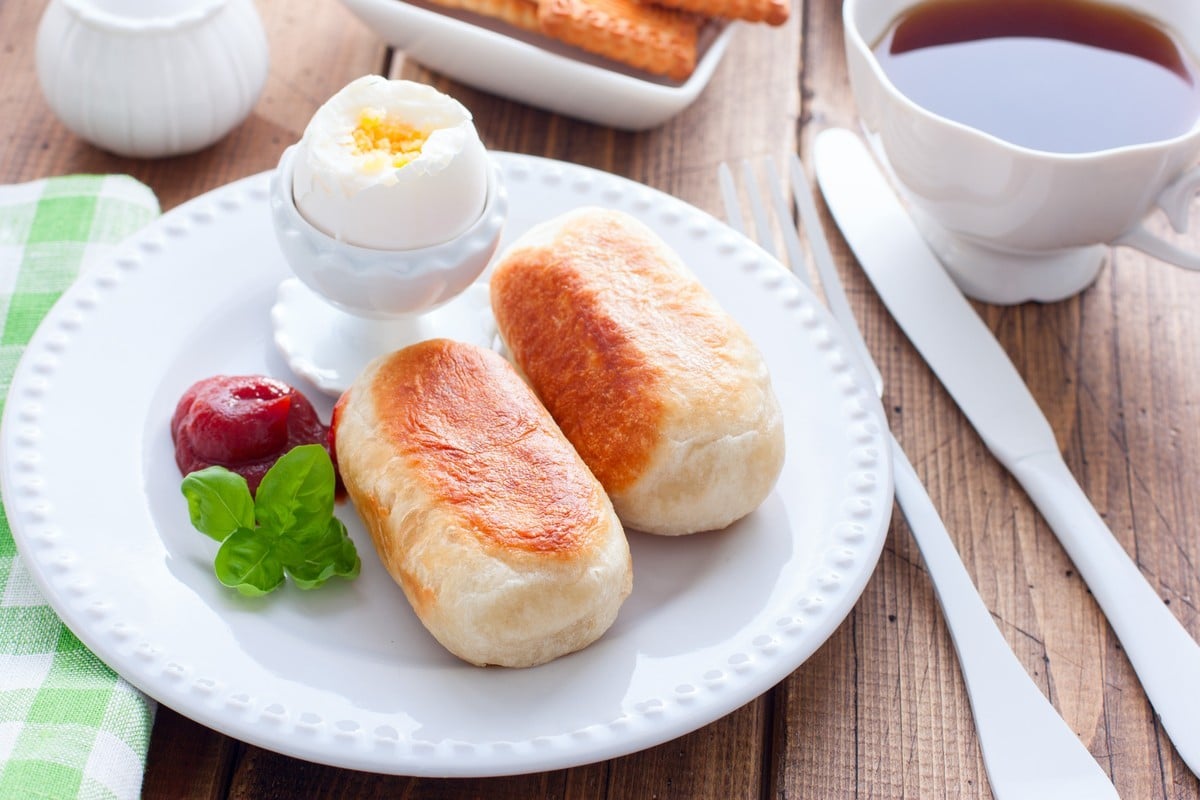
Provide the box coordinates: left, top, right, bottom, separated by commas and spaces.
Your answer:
339, 0, 735, 130
0, 153, 892, 777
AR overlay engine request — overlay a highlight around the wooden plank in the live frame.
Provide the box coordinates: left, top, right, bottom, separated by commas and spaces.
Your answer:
602, 702, 768, 800
226, 746, 591, 798
791, 0, 1200, 797
142, 708, 240, 800
226, 704, 764, 799
779, 0, 993, 795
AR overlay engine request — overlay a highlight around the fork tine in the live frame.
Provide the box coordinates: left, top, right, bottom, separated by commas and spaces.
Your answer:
717, 163, 745, 237
761, 160, 811, 288
768, 158, 816, 287
740, 160, 778, 261
788, 153, 883, 393
721, 159, 805, 279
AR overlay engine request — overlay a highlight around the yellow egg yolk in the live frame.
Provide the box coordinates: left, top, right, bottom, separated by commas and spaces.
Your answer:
351, 107, 429, 171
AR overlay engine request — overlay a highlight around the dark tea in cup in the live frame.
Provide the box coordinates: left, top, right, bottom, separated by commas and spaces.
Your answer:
871, 0, 1200, 153
842, 0, 1200, 303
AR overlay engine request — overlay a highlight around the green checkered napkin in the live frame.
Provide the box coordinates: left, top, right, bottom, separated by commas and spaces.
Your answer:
1, 176, 159, 799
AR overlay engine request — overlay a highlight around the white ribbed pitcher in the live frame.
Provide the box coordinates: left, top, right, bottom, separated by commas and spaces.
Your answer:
36, 0, 269, 158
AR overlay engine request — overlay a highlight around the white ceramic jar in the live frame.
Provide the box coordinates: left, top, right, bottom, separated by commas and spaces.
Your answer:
36, 0, 269, 158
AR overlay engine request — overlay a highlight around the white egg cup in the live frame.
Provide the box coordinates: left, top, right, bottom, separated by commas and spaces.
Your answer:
269, 144, 507, 395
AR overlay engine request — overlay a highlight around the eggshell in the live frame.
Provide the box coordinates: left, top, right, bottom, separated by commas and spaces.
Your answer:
291, 76, 489, 250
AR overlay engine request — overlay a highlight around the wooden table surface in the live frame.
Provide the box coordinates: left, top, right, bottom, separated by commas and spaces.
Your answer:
5, 0, 1200, 797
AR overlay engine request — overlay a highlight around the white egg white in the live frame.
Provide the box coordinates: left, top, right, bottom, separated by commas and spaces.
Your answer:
291, 75, 489, 250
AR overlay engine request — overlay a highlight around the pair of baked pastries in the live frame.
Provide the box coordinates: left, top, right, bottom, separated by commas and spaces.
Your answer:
333, 208, 785, 667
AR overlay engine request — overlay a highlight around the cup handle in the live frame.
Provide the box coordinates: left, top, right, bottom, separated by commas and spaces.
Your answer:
1114, 165, 1200, 270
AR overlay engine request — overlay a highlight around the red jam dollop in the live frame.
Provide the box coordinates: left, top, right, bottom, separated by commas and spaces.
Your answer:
171, 375, 334, 494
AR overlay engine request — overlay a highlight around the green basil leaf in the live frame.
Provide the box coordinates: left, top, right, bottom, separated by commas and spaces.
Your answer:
285, 518, 361, 590
327, 518, 361, 578
182, 441, 356, 596
214, 528, 285, 597
254, 444, 335, 537
181, 467, 254, 542
270, 534, 305, 568
287, 564, 336, 591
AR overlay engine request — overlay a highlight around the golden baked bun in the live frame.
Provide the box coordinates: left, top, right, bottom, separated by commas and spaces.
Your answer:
332, 339, 632, 668
490, 207, 785, 535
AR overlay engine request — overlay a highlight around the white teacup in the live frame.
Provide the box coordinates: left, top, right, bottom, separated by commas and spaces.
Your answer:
843, 0, 1200, 303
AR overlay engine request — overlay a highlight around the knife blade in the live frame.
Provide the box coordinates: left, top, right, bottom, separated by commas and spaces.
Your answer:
813, 126, 1200, 776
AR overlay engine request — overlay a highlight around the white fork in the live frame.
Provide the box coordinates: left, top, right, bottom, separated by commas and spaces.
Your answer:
718, 158, 1120, 800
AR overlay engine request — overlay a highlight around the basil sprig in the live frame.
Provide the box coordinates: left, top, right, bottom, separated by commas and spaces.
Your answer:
181, 444, 360, 596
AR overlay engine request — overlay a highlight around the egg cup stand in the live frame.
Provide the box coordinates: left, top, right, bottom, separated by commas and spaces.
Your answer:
269, 147, 508, 396
270, 279, 497, 396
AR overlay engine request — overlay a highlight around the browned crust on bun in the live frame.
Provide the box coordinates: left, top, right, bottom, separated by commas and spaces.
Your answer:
333, 339, 631, 667
490, 207, 785, 536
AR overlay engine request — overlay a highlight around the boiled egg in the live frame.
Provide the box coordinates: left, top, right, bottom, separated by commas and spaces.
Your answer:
291, 76, 489, 250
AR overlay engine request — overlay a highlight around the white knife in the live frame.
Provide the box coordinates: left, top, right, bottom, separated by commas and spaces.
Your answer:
813, 126, 1200, 777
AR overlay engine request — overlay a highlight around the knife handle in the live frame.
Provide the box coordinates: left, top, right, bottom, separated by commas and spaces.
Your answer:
1012, 449, 1200, 774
